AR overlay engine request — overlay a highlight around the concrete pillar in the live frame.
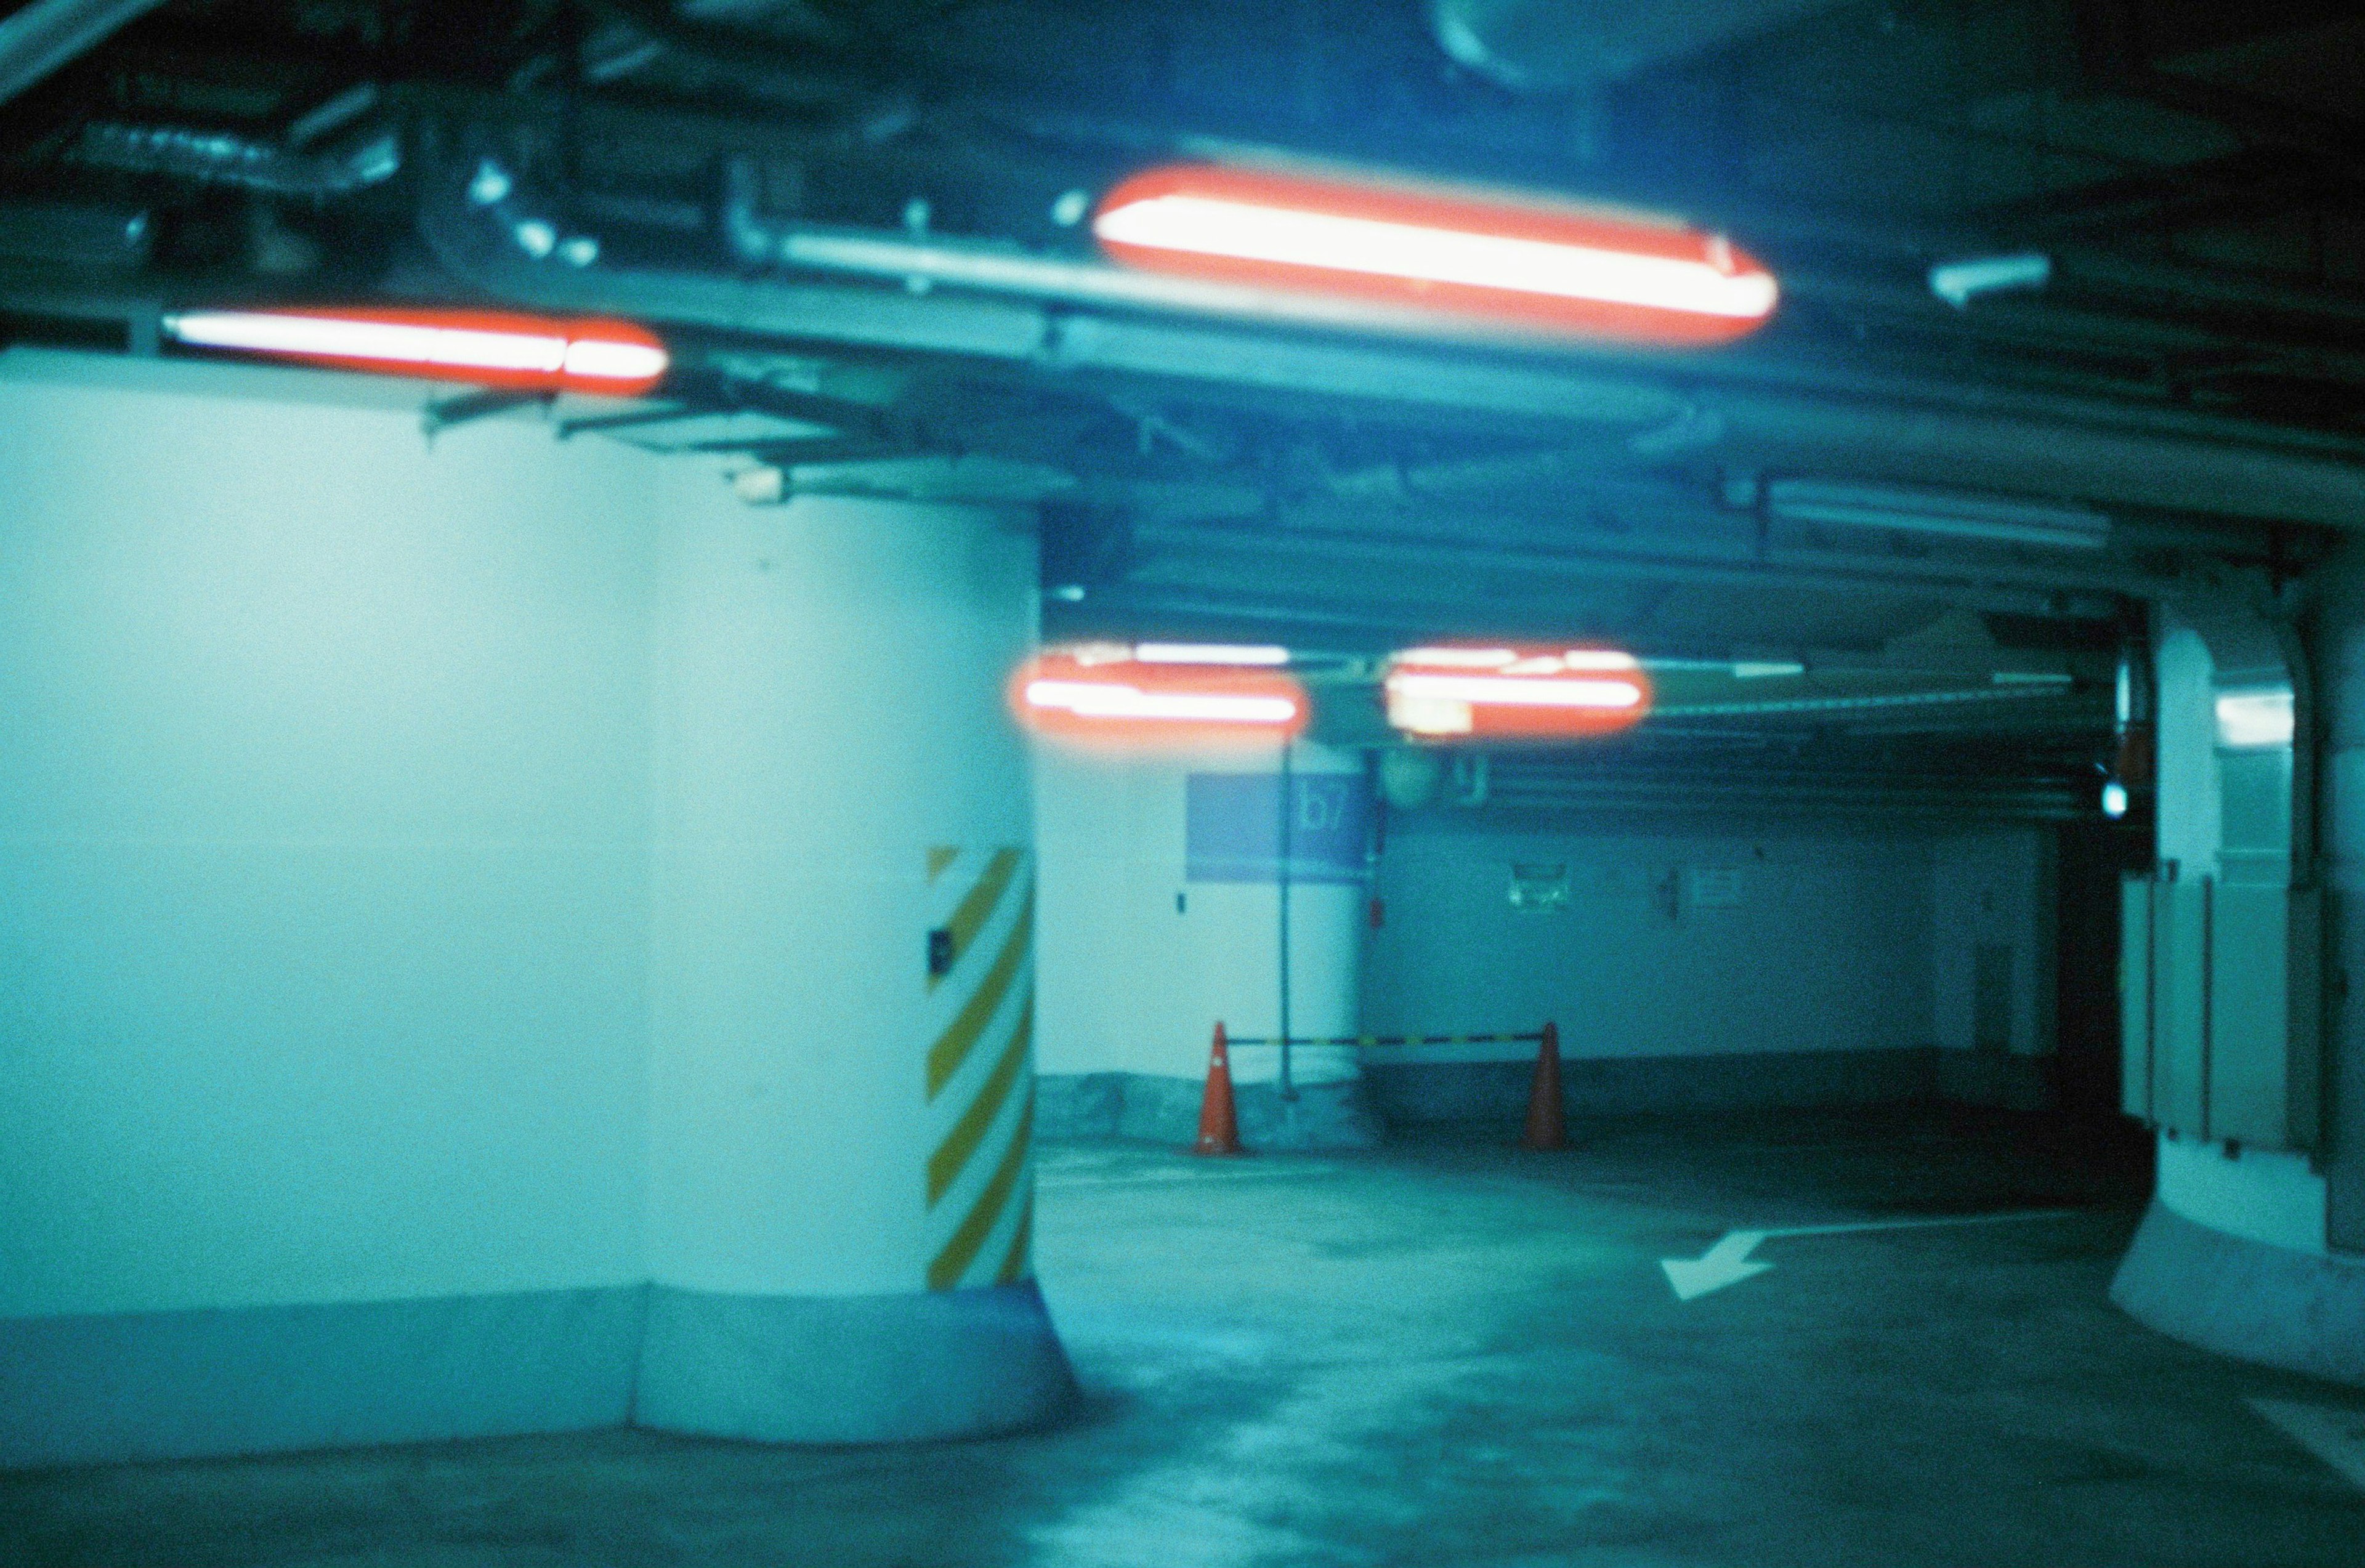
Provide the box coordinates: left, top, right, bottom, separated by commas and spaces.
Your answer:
2111, 568, 2365, 1389
636, 475, 1075, 1442
1033, 739, 1381, 1148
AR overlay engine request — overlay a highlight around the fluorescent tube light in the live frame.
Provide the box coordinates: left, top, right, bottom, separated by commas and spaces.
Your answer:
161, 308, 670, 395
1011, 650, 1311, 746
1765, 479, 2109, 551
1386, 673, 1644, 710
1381, 642, 1652, 741
1024, 680, 1300, 725
1093, 164, 1776, 346
1096, 197, 1775, 317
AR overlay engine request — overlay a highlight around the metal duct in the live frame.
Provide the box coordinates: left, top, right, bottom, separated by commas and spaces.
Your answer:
67, 122, 402, 198
0, 200, 150, 269
0, 0, 166, 105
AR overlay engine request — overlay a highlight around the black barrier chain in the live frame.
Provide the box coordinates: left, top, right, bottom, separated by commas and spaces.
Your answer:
1224, 1031, 1548, 1047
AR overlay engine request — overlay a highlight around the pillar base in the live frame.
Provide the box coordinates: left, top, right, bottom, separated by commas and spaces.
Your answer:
2111, 1201, 2365, 1389
633, 1280, 1077, 1444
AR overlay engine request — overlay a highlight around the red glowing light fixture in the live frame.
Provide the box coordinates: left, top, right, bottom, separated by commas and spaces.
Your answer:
1012, 645, 1310, 749
1093, 163, 1777, 346
160, 308, 671, 396
1384, 644, 1652, 741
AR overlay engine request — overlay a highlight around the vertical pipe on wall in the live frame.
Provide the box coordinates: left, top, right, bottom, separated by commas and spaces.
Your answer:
1279, 739, 1296, 1101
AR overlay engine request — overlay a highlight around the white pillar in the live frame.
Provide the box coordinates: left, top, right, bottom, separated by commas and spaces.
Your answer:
636, 477, 1074, 1441
2111, 572, 2363, 1391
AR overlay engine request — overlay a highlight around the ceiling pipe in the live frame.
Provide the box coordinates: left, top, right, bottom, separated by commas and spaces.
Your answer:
370, 156, 2365, 534
67, 121, 402, 199
418, 227, 2365, 530
0, 0, 167, 105
718, 159, 1747, 370
509, 148, 2350, 461
503, 195, 2365, 527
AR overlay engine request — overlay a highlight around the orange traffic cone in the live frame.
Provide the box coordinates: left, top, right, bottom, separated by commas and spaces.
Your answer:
1194, 1022, 1244, 1155
1521, 1021, 1563, 1150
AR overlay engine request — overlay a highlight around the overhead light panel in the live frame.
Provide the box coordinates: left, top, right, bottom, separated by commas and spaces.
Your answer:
1093, 163, 1777, 346
161, 308, 670, 396
1765, 479, 2109, 551
1385, 645, 1651, 740
1012, 647, 1309, 749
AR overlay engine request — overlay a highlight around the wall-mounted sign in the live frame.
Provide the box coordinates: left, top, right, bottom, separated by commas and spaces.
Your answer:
1687, 867, 1744, 908
1185, 772, 1372, 884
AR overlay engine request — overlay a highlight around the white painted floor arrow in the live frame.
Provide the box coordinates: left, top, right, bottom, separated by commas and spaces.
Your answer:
1661, 1230, 1772, 1301
1660, 1209, 2087, 1301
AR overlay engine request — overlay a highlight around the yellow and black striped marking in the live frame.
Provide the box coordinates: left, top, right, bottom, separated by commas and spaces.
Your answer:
923, 846, 1035, 1291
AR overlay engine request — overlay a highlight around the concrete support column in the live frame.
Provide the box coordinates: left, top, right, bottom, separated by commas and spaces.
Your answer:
636, 477, 1074, 1442
1033, 740, 1381, 1149
2112, 564, 2365, 1388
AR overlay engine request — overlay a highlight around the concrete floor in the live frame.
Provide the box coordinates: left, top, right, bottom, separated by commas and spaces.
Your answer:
6, 1107, 2364, 1567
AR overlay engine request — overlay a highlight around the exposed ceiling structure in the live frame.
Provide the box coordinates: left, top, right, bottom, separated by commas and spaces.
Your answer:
4, 0, 2361, 817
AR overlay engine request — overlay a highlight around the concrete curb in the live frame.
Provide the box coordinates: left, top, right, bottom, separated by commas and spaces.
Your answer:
2111, 1200, 2365, 1390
